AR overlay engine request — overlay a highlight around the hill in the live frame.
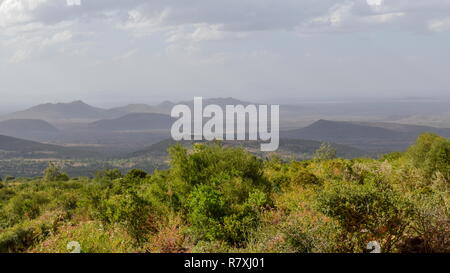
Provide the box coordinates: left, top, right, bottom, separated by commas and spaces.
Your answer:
2, 101, 111, 121
0, 134, 98, 159
353, 121, 450, 136
130, 138, 369, 160
108, 103, 169, 115
282, 119, 450, 153
0, 119, 58, 133
88, 113, 173, 131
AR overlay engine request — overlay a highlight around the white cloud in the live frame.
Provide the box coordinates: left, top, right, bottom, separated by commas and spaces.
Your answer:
311, 2, 355, 27
0, 0, 48, 27
112, 49, 137, 62
365, 12, 405, 24
429, 17, 450, 32
41, 30, 73, 47
66, 0, 81, 7
367, 0, 383, 7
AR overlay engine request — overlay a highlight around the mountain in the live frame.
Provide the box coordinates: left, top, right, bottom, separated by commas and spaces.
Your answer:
177, 97, 254, 108
0, 119, 59, 141
109, 97, 254, 116
352, 121, 450, 137
88, 113, 173, 131
2, 100, 110, 121
108, 103, 168, 115
130, 138, 368, 160
0, 134, 98, 159
282, 120, 450, 154
284, 120, 402, 140
0, 119, 58, 133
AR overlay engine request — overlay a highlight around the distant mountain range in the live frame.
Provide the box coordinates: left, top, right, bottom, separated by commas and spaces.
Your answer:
2, 100, 109, 121
0, 97, 252, 122
0, 99, 449, 158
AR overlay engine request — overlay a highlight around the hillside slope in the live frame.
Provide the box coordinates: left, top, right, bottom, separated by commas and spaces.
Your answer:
282, 120, 450, 153
2, 101, 112, 121
89, 113, 173, 131
0, 134, 98, 159
130, 138, 369, 160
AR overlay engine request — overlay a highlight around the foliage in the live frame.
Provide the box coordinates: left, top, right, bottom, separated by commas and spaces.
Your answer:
95, 169, 122, 182
316, 180, 414, 252
406, 133, 450, 179
43, 163, 69, 182
0, 133, 449, 253
313, 143, 337, 161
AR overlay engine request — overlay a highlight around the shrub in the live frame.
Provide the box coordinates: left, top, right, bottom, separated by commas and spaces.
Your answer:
187, 185, 227, 241
89, 188, 153, 244
43, 163, 69, 182
317, 180, 414, 252
290, 169, 320, 186
406, 133, 450, 179
3, 176, 15, 182
95, 169, 123, 182
313, 143, 337, 161
0, 220, 55, 253
125, 169, 147, 180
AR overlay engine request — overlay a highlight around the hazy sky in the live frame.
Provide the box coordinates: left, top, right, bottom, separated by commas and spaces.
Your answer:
1, 0, 450, 108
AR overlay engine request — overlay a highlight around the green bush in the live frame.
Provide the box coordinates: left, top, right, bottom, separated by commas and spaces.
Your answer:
290, 169, 320, 186
187, 185, 227, 241
406, 133, 450, 179
43, 163, 69, 182
167, 144, 272, 244
317, 180, 414, 252
95, 169, 123, 182
313, 143, 337, 161
1, 136, 448, 253
0, 220, 54, 253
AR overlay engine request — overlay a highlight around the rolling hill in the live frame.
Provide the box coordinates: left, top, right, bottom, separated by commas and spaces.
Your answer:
2, 100, 112, 121
0, 134, 98, 159
0, 119, 58, 133
282, 119, 450, 153
130, 138, 369, 160
88, 113, 174, 131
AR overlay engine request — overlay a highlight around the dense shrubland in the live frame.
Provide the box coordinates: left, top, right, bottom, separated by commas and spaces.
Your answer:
0, 133, 448, 253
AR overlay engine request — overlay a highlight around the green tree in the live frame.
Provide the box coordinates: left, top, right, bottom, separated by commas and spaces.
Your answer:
43, 163, 69, 182
313, 143, 337, 161
95, 169, 122, 181
406, 133, 450, 179
317, 181, 414, 252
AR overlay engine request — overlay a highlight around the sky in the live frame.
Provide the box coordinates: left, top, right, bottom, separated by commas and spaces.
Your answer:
1, 0, 450, 108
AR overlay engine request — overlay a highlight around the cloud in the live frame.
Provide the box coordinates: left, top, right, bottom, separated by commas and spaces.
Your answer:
66, 0, 80, 7
429, 17, 450, 32
3, 0, 450, 40
112, 49, 137, 62
2, 0, 450, 63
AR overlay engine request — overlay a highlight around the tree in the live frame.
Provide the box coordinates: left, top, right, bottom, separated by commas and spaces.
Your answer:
317, 181, 414, 252
95, 169, 123, 181
43, 162, 69, 182
406, 133, 450, 179
313, 143, 337, 161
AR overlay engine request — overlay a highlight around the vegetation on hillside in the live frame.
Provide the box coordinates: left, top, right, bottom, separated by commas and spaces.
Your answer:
0, 133, 448, 253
